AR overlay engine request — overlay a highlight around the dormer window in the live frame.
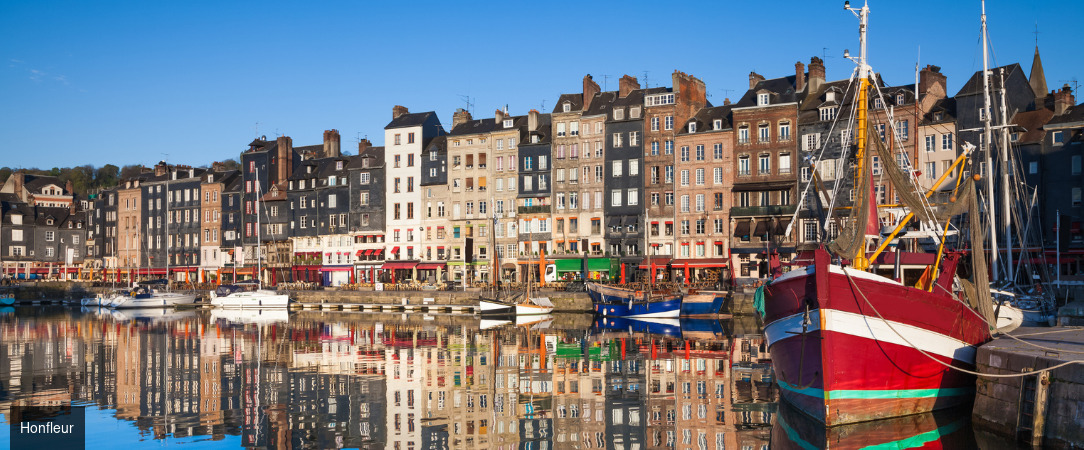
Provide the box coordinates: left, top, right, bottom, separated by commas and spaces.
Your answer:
896, 93, 905, 105
688, 122, 697, 133
630, 107, 641, 119
820, 106, 838, 122
562, 102, 571, 113
208, 174, 214, 183
46, 218, 54, 225
613, 108, 624, 120
713, 119, 723, 130
306, 166, 313, 174
336, 161, 344, 170
873, 98, 884, 109
531, 134, 540, 144
934, 112, 944, 121
300, 180, 306, 189
504, 119, 513, 128
757, 93, 770, 106
363, 158, 371, 168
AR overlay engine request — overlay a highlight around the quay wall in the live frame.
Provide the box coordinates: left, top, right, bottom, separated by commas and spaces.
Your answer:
973, 328, 1084, 448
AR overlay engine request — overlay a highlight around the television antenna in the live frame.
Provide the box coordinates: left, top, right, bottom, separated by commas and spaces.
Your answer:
457, 94, 475, 115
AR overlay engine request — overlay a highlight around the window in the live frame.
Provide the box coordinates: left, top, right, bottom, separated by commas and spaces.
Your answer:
680, 169, 689, 186
613, 108, 624, 120
45, 231, 54, 241
1074, 155, 1082, 175
941, 133, 953, 150
628, 188, 638, 206
665, 165, 674, 183
1028, 161, 1038, 175
665, 140, 674, 154
612, 161, 622, 177
696, 194, 705, 212
739, 156, 750, 175
873, 97, 884, 109
758, 154, 770, 174
557, 122, 566, 136
779, 122, 791, 141
688, 122, 697, 133
1074, 188, 1082, 206
681, 195, 690, 212
925, 162, 937, 180
664, 116, 673, 130
778, 153, 791, 174
570, 121, 579, 136
820, 106, 837, 122
680, 146, 690, 162
801, 166, 811, 182
524, 157, 533, 170
1053, 131, 1065, 145
758, 124, 770, 142
894, 120, 909, 141
713, 143, 723, 159
695, 168, 705, 185
394, 134, 401, 145
757, 93, 769, 106
629, 131, 639, 146
629, 159, 639, 176
651, 117, 659, 131
612, 133, 623, 148
803, 133, 821, 151
714, 167, 723, 184
360, 192, 369, 206
611, 189, 622, 207
925, 135, 936, 152
539, 155, 548, 170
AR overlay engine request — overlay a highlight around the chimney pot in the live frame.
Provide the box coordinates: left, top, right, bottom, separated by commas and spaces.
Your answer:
392, 105, 409, 119
748, 71, 765, 90
795, 61, 806, 92
807, 57, 826, 93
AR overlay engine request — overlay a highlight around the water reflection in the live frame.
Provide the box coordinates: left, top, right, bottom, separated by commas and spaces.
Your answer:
0, 307, 781, 449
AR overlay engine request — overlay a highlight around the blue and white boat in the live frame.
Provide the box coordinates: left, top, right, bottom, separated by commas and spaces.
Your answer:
586, 282, 681, 318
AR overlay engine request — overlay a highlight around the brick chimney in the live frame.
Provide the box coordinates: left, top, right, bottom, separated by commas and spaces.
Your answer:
357, 138, 372, 154
392, 105, 409, 119
528, 109, 540, 132
723, 98, 731, 106
748, 72, 765, 90
154, 161, 168, 177
795, 61, 806, 92
583, 74, 600, 111
211, 161, 226, 172
619, 75, 640, 98
64, 180, 74, 195
919, 65, 947, 98
323, 129, 341, 158
1054, 84, 1075, 115
673, 71, 707, 126
494, 108, 505, 125
276, 135, 293, 184
808, 57, 826, 93
452, 108, 472, 129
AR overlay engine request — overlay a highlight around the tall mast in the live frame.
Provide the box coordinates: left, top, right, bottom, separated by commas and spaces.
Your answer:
847, 0, 872, 271
255, 176, 262, 290
165, 171, 170, 290
998, 68, 1013, 285
981, 0, 998, 280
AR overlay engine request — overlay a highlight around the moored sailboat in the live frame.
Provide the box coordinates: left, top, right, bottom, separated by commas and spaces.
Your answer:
759, 1, 996, 426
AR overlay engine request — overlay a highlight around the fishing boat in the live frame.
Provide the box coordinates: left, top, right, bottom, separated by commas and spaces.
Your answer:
586, 282, 682, 318
759, 1, 996, 426
110, 284, 199, 309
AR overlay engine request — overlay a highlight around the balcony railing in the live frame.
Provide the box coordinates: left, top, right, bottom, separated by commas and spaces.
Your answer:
518, 205, 551, 214
729, 205, 797, 217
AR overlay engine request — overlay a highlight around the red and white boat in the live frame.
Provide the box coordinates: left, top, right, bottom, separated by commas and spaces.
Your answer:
761, 1, 996, 426
761, 249, 991, 425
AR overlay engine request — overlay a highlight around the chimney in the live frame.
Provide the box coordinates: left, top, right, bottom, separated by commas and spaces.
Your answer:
323, 129, 341, 158
211, 161, 225, 172
918, 65, 947, 98
808, 57, 826, 93
673, 71, 707, 107
1054, 84, 1075, 115
452, 108, 472, 129
723, 98, 732, 106
276, 135, 293, 184
494, 108, 505, 125
154, 161, 168, 177
748, 71, 765, 90
392, 105, 409, 119
618, 75, 640, 98
794, 61, 806, 92
583, 74, 600, 111
65, 180, 74, 195
357, 138, 372, 154
528, 109, 540, 132
11, 172, 24, 198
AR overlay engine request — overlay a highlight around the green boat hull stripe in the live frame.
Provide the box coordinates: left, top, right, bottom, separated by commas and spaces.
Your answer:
778, 380, 973, 399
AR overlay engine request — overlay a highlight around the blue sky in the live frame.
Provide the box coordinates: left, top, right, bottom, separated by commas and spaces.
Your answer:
2, 0, 1081, 169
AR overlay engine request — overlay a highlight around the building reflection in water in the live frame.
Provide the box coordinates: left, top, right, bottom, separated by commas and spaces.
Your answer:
0, 309, 776, 449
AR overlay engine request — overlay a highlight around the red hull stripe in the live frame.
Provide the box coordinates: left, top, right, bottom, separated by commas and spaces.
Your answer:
778, 379, 973, 400
765, 309, 977, 364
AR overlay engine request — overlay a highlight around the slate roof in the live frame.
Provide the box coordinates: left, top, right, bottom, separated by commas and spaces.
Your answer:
350, 146, 386, 169
955, 63, 1025, 97
922, 97, 957, 125
734, 75, 803, 107
386, 111, 439, 130
1048, 102, 1084, 127
583, 91, 618, 117
1010, 109, 1055, 145
449, 117, 500, 136
22, 174, 66, 194
679, 105, 735, 135
552, 93, 584, 114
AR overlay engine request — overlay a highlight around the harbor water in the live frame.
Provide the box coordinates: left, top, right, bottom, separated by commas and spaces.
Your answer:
0, 304, 1020, 449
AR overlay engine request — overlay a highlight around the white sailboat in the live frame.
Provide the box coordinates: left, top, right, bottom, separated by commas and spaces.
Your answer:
210, 177, 289, 309
477, 212, 553, 315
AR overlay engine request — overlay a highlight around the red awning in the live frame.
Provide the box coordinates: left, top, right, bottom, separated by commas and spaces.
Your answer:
356, 250, 365, 256
637, 256, 672, 269
417, 263, 445, 270
382, 262, 417, 270
390, 247, 400, 254
671, 258, 729, 268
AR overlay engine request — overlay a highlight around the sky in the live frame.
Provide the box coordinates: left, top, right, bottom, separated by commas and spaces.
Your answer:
2, 0, 1082, 170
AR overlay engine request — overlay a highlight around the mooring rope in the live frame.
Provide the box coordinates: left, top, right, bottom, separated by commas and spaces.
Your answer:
842, 268, 1084, 378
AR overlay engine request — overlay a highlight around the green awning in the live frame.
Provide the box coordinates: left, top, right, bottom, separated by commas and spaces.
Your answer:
587, 258, 612, 272
554, 259, 582, 273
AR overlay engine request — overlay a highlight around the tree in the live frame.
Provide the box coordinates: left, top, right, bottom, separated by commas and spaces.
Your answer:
95, 164, 119, 188
220, 159, 240, 171
119, 164, 143, 180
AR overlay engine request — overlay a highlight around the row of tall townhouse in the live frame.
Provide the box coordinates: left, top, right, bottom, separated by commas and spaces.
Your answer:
3, 48, 1083, 284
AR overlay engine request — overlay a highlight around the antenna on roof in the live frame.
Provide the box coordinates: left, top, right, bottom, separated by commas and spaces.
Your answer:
1060, 78, 1080, 93
255, 121, 259, 138
541, 99, 546, 112
643, 71, 650, 88
457, 94, 475, 115
602, 75, 611, 91
822, 47, 831, 60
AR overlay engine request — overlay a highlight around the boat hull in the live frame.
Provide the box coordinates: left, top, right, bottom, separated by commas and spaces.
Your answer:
111, 293, 199, 309
678, 292, 726, 317
762, 249, 991, 426
210, 290, 290, 309
586, 282, 681, 318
